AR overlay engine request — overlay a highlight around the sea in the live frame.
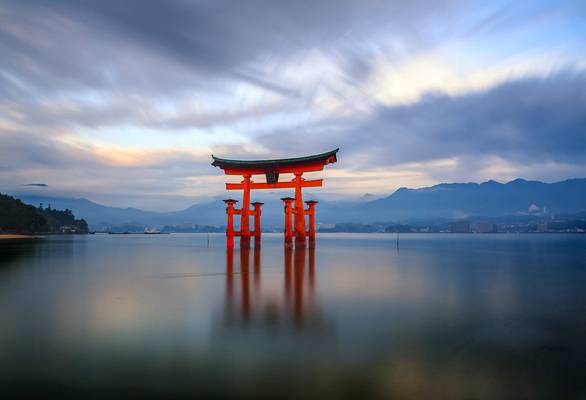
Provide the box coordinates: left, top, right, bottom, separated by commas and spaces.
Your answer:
1, 233, 585, 399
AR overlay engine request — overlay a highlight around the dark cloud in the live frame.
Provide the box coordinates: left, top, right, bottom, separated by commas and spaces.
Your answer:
0, 0, 458, 97
23, 183, 48, 187
0, 0, 461, 135
0, 131, 83, 171
351, 72, 586, 166
256, 71, 586, 172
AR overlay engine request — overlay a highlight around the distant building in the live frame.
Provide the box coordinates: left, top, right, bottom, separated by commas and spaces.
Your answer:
317, 223, 335, 231
473, 220, 494, 233
449, 220, 470, 233
528, 203, 541, 213
60, 225, 82, 234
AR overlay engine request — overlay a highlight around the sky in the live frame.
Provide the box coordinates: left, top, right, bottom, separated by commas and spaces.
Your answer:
1, 0, 585, 211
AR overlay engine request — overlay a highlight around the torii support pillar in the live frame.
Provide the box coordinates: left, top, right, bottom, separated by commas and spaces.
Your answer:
293, 172, 307, 243
251, 202, 263, 242
305, 200, 318, 242
224, 199, 239, 248
240, 174, 252, 243
281, 197, 294, 243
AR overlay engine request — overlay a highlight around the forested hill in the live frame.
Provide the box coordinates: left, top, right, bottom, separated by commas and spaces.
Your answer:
0, 193, 48, 233
0, 193, 88, 234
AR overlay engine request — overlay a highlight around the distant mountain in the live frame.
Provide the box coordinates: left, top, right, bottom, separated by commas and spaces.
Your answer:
13, 178, 586, 229
14, 194, 318, 229
329, 178, 586, 223
16, 195, 162, 230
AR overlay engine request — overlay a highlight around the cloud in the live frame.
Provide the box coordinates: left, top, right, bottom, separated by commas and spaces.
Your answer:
0, 1, 585, 208
0, 128, 221, 209
255, 71, 586, 183
3, 72, 585, 208
350, 71, 586, 166
1, 0, 458, 98
23, 183, 48, 187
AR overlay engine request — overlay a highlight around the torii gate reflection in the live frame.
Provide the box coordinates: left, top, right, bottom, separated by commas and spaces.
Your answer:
224, 244, 319, 328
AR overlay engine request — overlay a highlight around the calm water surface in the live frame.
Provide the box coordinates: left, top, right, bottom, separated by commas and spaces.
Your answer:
1, 233, 585, 399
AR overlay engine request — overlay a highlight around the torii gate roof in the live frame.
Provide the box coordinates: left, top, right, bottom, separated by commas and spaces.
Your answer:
211, 148, 338, 175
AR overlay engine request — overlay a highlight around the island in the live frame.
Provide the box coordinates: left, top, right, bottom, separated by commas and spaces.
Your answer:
0, 193, 88, 237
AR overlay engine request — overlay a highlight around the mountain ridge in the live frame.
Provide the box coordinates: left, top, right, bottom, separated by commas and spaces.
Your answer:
12, 178, 586, 229
353, 177, 586, 222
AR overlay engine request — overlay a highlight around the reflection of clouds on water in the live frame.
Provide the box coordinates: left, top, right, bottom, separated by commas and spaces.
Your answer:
1, 234, 585, 398
313, 240, 522, 323
370, 316, 584, 400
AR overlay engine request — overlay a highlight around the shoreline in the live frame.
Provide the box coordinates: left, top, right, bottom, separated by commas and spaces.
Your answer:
0, 234, 42, 240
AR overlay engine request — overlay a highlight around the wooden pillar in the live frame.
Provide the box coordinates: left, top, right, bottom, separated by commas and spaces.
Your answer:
223, 199, 238, 248
293, 172, 306, 242
240, 174, 252, 242
281, 197, 294, 242
305, 200, 318, 242
251, 202, 263, 240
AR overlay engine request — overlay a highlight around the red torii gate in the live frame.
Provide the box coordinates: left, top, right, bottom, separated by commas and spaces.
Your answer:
211, 149, 338, 247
